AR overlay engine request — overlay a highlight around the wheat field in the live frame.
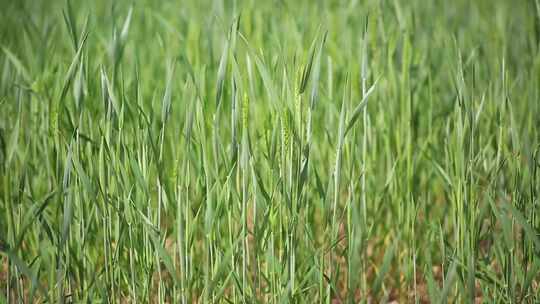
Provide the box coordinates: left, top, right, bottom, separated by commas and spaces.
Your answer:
1, 0, 539, 302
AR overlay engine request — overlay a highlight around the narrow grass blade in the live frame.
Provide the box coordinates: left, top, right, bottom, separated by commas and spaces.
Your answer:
344, 78, 378, 136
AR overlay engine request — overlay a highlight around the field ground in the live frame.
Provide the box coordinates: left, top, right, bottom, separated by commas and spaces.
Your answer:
1, 0, 540, 302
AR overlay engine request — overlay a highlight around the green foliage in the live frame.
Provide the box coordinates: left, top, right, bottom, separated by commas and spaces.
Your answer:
1, 0, 539, 302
